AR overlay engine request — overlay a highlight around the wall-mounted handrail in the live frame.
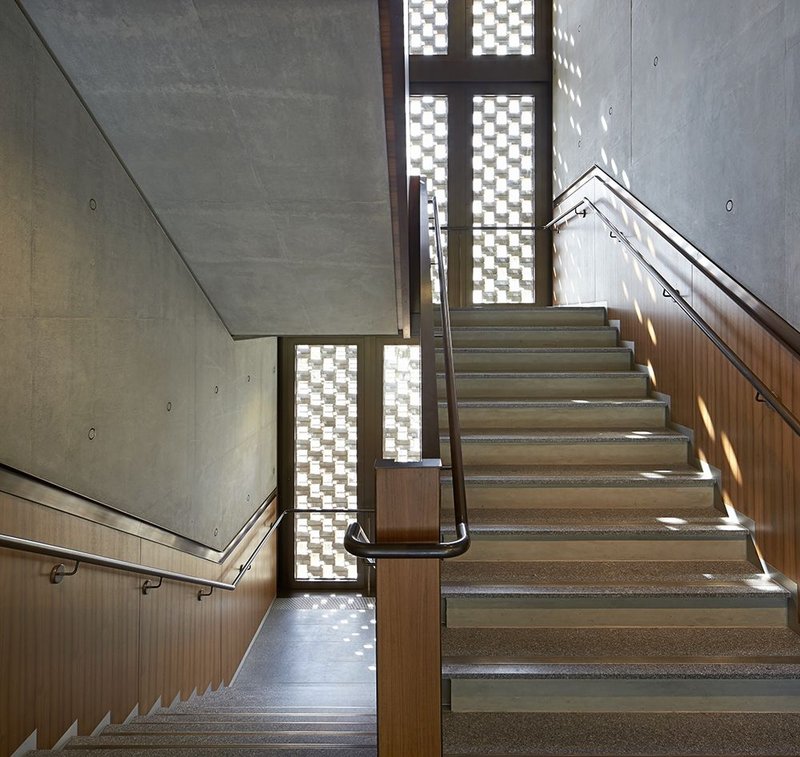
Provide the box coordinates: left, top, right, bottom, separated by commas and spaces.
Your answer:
549, 165, 800, 360
344, 177, 470, 560
0, 507, 374, 598
548, 180, 800, 438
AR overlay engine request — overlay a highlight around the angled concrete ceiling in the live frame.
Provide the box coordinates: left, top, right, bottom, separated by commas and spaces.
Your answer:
20, 0, 397, 336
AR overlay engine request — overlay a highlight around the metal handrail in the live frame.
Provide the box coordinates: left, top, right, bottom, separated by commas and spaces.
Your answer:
552, 192, 800, 438
550, 165, 800, 359
0, 507, 375, 599
344, 181, 470, 560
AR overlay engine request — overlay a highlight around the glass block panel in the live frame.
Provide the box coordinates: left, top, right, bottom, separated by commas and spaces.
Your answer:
294, 344, 358, 581
409, 95, 448, 303
383, 345, 422, 463
408, 0, 448, 55
472, 95, 535, 303
472, 0, 535, 55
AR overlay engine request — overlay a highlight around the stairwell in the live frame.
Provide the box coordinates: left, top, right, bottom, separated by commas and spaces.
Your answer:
438, 305, 800, 756
22, 306, 800, 757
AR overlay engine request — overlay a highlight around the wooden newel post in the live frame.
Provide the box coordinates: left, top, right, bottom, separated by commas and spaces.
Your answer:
375, 459, 442, 757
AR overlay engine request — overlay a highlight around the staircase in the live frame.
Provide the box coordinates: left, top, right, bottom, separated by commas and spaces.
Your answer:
31, 708, 376, 756
438, 306, 800, 756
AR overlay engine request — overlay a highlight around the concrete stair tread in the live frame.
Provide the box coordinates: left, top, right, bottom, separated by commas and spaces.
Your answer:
445, 464, 713, 486
108, 722, 374, 734
441, 326, 616, 333
34, 750, 375, 757
138, 713, 377, 724
441, 657, 800, 679
440, 371, 635, 378
66, 733, 377, 747
463, 507, 728, 526
441, 711, 800, 755
441, 626, 800, 659
444, 346, 630, 354
444, 428, 686, 443
441, 582, 784, 599
443, 398, 666, 408
445, 306, 605, 313
441, 560, 785, 597
451, 518, 746, 538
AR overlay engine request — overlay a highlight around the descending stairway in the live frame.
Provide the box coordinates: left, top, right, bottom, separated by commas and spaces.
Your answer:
30, 708, 377, 756
438, 306, 800, 756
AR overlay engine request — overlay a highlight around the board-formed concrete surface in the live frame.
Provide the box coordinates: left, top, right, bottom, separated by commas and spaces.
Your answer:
0, 0, 277, 549
19, 0, 397, 336
552, 0, 800, 329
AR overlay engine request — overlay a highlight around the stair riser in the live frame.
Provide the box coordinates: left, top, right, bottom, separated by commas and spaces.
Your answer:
454, 537, 747, 562
448, 678, 800, 713
445, 598, 787, 628
439, 309, 607, 327
442, 330, 618, 348
441, 405, 667, 429
442, 376, 649, 399
442, 441, 688, 467
441, 486, 716, 510
437, 352, 632, 372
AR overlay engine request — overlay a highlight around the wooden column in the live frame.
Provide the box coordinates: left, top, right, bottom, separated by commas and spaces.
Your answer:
375, 459, 442, 757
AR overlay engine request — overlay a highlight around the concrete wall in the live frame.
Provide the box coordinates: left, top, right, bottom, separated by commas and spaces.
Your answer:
0, 0, 277, 551
553, 0, 800, 329
20, 0, 397, 337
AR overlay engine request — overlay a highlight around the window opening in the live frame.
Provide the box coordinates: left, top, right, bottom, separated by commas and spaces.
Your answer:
294, 344, 358, 581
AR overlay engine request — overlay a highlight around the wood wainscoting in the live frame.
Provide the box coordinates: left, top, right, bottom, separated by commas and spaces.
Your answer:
0, 491, 277, 756
552, 178, 800, 618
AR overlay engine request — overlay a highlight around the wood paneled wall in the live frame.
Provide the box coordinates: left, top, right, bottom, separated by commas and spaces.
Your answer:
0, 493, 277, 756
553, 180, 800, 611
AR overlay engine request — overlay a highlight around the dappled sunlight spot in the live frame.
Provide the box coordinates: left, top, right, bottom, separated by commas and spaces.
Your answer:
622, 170, 631, 189
640, 471, 665, 479
658, 517, 688, 525
646, 278, 656, 302
632, 259, 643, 282
601, 115, 608, 132
743, 578, 781, 592
646, 360, 657, 387
621, 281, 630, 301
633, 299, 643, 323
646, 237, 656, 255
633, 220, 642, 241
696, 449, 712, 476
647, 318, 658, 346
721, 432, 742, 485
600, 147, 608, 165
610, 158, 618, 175
697, 396, 716, 442
715, 524, 743, 532
721, 489, 736, 518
